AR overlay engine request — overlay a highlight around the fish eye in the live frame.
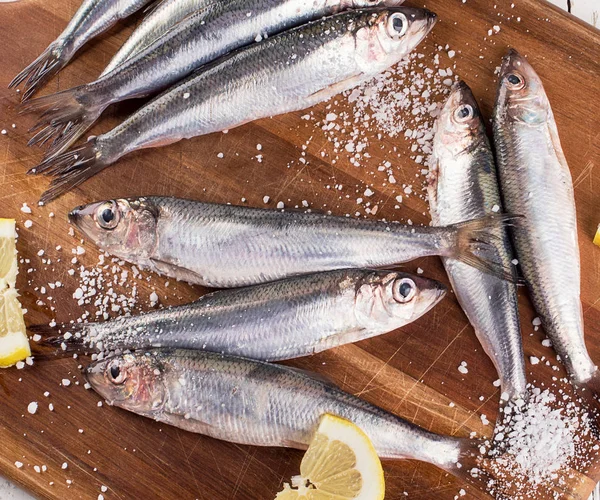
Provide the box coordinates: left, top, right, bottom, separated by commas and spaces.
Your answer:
454, 104, 473, 123
392, 278, 417, 303
506, 72, 525, 90
107, 360, 127, 385
96, 201, 120, 230
387, 13, 408, 38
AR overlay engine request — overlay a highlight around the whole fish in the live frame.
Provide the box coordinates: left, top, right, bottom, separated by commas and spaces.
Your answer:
9, 0, 151, 100
101, 0, 212, 76
32, 7, 436, 202
86, 349, 483, 478
24, 0, 406, 158
493, 50, 598, 393
36, 269, 445, 358
67, 197, 517, 288
428, 81, 527, 402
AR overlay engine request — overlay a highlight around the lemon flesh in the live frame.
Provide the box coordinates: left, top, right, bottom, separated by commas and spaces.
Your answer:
0, 288, 30, 367
0, 219, 18, 289
276, 414, 385, 500
594, 224, 600, 247
0, 219, 29, 368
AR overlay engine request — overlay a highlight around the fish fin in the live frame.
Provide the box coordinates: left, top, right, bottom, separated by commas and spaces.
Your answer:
9, 42, 67, 101
149, 258, 205, 285
307, 74, 368, 104
28, 322, 89, 358
29, 138, 108, 203
448, 214, 522, 283
142, 0, 167, 15
21, 85, 106, 158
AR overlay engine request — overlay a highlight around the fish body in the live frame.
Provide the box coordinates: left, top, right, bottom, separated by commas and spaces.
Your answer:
25, 0, 406, 157
428, 81, 527, 401
493, 49, 597, 387
86, 349, 479, 474
34, 7, 436, 201
41, 269, 445, 358
68, 197, 516, 288
9, 0, 151, 99
101, 0, 212, 76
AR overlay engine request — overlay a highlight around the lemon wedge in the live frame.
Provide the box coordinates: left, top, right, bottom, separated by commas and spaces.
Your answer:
0, 219, 29, 368
276, 414, 385, 500
594, 224, 600, 247
0, 288, 29, 368
0, 219, 18, 289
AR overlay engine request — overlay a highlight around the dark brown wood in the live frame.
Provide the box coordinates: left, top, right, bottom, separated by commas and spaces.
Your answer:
0, 0, 598, 498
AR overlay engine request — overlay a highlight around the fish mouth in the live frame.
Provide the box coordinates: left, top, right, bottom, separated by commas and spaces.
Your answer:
425, 10, 438, 30
68, 205, 85, 225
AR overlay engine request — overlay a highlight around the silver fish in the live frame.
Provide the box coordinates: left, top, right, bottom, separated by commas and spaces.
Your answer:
493, 49, 598, 392
67, 197, 517, 288
24, 0, 406, 158
428, 81, 527, 402
101, 0, 212, 76
9, 0, 151, 100
33, 7, 436, 202
86, 349, 482, 478
36, 269, 445, 358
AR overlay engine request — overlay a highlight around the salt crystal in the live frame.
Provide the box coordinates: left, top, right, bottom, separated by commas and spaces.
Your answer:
62, 379, 71, 387
542, 339, 552, 347
183, 92, 190, 99
61, 463, 68, 470
530, 356, 540, 365
20, 203, 32, 214
24, 220, 33, 228
532, 317, 542, 326
458, 361, 468, 374
448, 50, 456, 59
27, 402, 38, 414
277, 201, 284, 209
15, 462, 23, 469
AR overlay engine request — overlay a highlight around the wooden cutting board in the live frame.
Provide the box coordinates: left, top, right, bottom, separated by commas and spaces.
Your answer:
0, 0, 599, 498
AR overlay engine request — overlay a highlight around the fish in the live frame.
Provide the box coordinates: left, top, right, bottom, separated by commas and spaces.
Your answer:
67, 197, 519, 288
85, 349, 484, 479
8, 0, 151, 100
31, 7, 436, 202
428, 81, 527, 403
100, 0, 213, 76
493, 49, 599, 395
23, 0, 406, 158
33, 269, 446, 358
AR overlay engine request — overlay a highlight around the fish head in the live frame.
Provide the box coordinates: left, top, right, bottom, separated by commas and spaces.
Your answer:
86, 352, 167, 414
354, 271, 446, 328
496, 49, 549, 126
68, 198, 159, 261
428, 81, 486, 214
353, 7, 437, 73
338, 0, 406, 9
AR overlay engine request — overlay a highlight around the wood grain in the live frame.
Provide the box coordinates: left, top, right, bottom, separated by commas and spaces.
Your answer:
0, 0, 599, 498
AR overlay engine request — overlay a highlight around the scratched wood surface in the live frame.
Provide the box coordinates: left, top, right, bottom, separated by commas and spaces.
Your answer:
0, 0, 599, 499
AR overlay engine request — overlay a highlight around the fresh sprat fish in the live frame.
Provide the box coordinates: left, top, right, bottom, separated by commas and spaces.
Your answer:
34, 269, 446, 358
9, 0, 151, 100
23, 0, 406, 158
428, 81, 527, 402
67, 197, 518, 288
32, 7, 436, 202
86, 349, 483, 479
101, 0, 213, 76
493, 49, 599, 394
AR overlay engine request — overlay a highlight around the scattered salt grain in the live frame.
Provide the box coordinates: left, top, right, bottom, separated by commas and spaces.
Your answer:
458, 361, 468, 374
263, 196, 270, 204
530, 356, 540, 365
20, 203, 32, 214
277, 201, 284, 209
61, 463, 68, 470
101, 485, 108, 493
62, 378, 71, 387
183, 92, 190, 99
15, 462, 23, 469
542, 339, 552, 347
27, 402, 38, 414
24, 220, 33, 229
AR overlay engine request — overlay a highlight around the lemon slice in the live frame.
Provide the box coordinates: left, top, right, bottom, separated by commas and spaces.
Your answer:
276, 414, 385, 500
594, 224, 600, 247
0, 287, 30, 368
0, 219, 18, 289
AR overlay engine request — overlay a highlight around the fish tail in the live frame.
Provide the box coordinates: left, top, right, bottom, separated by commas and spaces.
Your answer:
22, 85, 106, 158
448, 214, 522, 283
9, 42, 67, 100
29, 138, 109, 203
28, 322, 89, 358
